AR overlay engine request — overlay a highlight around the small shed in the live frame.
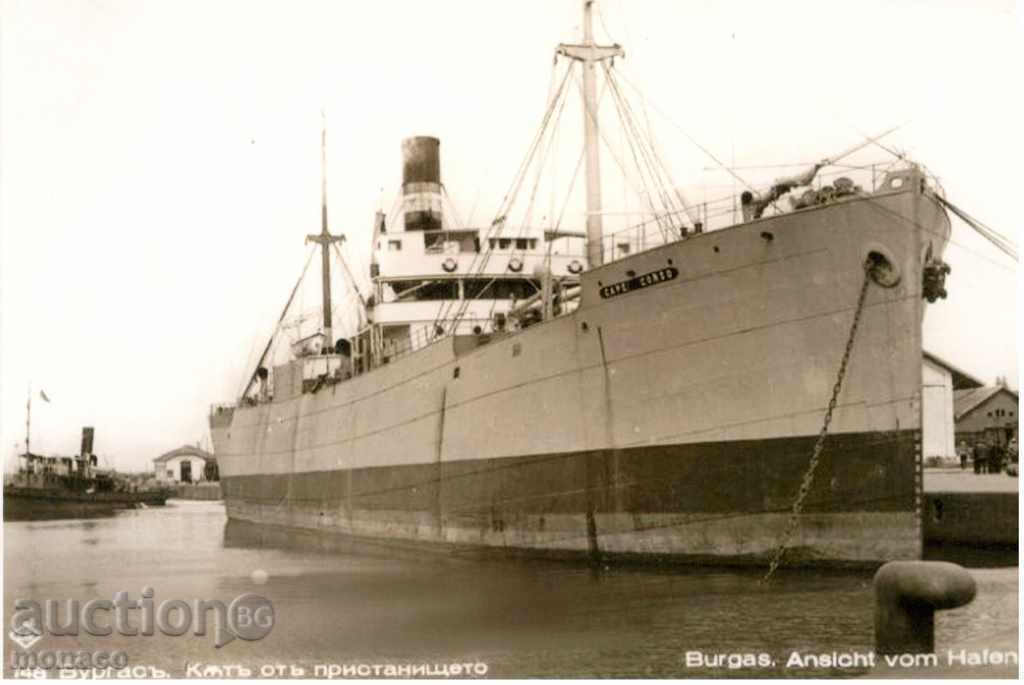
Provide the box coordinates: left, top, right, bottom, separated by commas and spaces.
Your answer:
921, 351, 983, 462
153, 446, 215, 483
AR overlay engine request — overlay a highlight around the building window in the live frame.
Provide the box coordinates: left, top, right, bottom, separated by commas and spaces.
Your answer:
389, 240, 402, 251
166, 470, 173, 479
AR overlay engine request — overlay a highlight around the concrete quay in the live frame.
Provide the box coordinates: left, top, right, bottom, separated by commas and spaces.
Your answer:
171, 481, 222, 501
923, 467, 1018, 547
861, 470, 1019, 677
924, 468, 1019, 494
867, 565, 1018, 678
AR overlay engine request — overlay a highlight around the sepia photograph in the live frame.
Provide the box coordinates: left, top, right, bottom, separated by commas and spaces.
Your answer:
1, 0, 1019, 679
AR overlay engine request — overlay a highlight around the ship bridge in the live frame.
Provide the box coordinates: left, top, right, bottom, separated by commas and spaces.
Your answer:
365, 136, 586, 362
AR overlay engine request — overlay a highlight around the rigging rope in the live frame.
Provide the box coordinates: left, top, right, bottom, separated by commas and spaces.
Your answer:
601, 66, 677, 239
431, 62, 576, 334
614, 68, 758, 196
604, 65, 695, 229
569, 65, 676, 244
935, 195, 1018, 262
441, 185, 465, 230
240, 246, 317, 400
602, 67, 692, 235
425, 63, 577, 325
840, 122, 1017, 263
554, 148, 586, 234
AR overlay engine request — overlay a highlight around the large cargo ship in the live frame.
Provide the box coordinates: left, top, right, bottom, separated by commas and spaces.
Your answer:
210, 2, 954, 568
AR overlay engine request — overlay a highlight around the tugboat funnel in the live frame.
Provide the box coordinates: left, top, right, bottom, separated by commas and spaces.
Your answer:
80, 426, 94, 457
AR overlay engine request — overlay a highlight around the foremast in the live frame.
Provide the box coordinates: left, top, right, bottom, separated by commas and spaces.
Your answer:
238, 113, 351, 402
556, 0, 623, 268
307, 111, 346, 352
25, 384, 31, 456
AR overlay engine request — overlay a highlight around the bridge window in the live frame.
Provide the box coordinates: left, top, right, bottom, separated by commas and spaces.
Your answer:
389, 279, 459, 301
489, 238, 537, 251
463, 278, 540, 300
424, 231, 479, 254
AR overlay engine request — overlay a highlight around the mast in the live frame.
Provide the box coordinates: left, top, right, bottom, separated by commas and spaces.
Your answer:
306, 110, 345, 352
25, 384, 31, 456
556, 1, 623, 268
320, 114, 333, 347
580, 0, 603, 268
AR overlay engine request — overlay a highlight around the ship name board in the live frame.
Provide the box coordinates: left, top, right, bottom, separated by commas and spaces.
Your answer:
599, 266, 679, 299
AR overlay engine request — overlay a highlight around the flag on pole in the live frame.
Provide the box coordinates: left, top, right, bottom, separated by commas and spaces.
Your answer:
39, 390, 50, 403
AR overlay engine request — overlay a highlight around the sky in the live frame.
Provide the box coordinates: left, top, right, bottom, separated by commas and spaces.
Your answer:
1, 0, 1020, 471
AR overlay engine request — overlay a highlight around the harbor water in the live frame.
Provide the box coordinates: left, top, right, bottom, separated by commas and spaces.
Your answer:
4, 500, 1017, 678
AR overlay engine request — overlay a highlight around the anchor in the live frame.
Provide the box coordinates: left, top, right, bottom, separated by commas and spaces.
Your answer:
923, 256, 952, 303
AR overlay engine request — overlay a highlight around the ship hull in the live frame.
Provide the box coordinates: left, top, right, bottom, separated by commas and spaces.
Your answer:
212, 172, 950, 567
2, 487, 172, 522
221, 430, 918, 566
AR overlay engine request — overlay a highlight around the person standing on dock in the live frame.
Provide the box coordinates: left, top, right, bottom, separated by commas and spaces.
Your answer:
972, 440, 991, 474
990, 443, 1004, 474
957, 440, 970, 470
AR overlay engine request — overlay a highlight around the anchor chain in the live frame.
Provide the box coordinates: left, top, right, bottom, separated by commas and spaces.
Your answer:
762, 259, 875, 583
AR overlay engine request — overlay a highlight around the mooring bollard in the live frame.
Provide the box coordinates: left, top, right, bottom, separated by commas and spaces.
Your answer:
873, 561, 976, 655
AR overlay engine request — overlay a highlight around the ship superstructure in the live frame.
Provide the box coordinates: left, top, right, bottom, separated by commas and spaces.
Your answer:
229, 131, 589, 407
359, 135, 586, 368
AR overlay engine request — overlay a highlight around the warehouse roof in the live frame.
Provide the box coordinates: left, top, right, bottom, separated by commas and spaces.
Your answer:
154, 445, 215, 464
923, 351, 984, 390
954, 386, 1019, 421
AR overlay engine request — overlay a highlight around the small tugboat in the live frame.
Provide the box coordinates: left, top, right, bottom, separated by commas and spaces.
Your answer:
4, 401, 173, 520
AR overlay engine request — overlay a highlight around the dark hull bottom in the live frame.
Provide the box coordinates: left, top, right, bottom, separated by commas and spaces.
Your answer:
3, 489, 171, 522
221, 430, 923, 568
223, 516, 891, 574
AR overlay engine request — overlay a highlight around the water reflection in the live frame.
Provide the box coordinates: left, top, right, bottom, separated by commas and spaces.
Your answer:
220, 515, 880, 677
4, 501, 890, 677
